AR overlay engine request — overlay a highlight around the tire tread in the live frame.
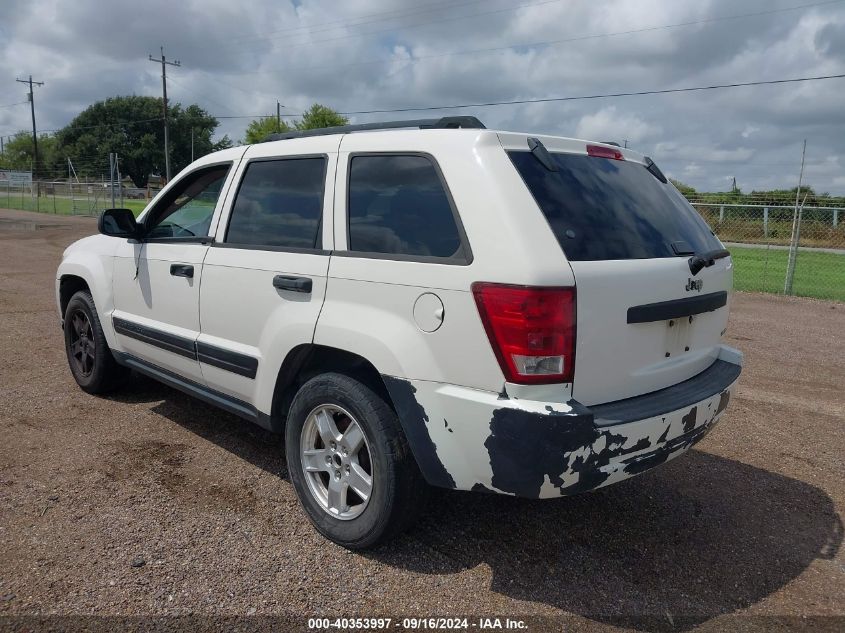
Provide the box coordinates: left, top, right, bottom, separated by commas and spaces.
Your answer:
64, 290, 128, 394
286, 372, 428, 549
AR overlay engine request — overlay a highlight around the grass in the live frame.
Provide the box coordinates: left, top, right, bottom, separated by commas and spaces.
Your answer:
731, 247, 845, 302
0, 192, 148, 216
697, 206, 845, 249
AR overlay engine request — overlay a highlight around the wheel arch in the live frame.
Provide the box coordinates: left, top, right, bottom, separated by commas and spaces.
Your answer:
59, 274, 91, 317
271, 344, 392, 425
56, 246, 118, 348
270, 343, 456, 489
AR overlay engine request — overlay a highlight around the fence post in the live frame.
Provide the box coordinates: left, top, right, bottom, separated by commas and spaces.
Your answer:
719, 205, 725, 224
763, 207, 769, 238
834, 209, 839, 228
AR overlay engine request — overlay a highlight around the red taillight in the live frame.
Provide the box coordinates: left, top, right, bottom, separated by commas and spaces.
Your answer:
472, 283, 576, 385
586, 144, 624, 160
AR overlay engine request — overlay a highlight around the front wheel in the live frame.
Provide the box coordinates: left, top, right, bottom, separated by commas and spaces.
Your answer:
285, 373, 428, 549
63, 290, 128, 394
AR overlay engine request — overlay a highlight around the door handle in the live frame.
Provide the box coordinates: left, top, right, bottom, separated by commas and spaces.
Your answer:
170, 264, 194, 278
273, 275, 312, 293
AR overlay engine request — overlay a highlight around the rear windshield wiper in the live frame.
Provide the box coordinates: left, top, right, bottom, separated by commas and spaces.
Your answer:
688, 249, 730, 275
644, 156, 668, 183
527, 137, 558, 172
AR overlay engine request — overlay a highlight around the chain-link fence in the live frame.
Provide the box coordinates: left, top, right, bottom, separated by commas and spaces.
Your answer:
0, 180, 154, 217
692, 202, 844, 302
1, 171, 842, 302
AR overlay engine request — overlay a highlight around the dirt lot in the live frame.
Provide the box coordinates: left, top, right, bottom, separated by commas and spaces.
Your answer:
0, 208, 843, 632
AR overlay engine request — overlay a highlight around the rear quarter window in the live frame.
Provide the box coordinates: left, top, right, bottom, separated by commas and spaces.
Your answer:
508, 151, 721, 261
347, 154, 466, 260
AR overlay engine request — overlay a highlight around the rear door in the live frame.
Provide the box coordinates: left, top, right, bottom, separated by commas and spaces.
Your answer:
197, 139, 336, 411
504, 136, 731, 406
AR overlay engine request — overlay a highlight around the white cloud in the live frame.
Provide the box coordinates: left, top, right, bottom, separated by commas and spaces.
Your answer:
575, 106, 660, 144
1, 0, 844, 192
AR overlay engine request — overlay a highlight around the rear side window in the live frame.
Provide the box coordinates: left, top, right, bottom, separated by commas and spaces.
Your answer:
347, 154, 464, 259
508, 151, 721, 261
226, 157, 326, 249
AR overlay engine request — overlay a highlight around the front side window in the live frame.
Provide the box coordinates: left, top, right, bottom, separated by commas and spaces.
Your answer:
146, 165, 230, 238
347, 154, 463, 259
225, 157, 326, 249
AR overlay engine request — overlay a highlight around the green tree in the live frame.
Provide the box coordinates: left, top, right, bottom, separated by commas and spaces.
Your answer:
55, 96, 224, 187
670, 179, 696, 196
243, 104, 348, 144
0, 132, 61, 175
294, 103, 348, 130
244, 117, 291, 144
170, 104, 233, 169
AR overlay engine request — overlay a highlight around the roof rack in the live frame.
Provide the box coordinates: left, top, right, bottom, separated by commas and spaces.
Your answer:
263, 116, 485, 142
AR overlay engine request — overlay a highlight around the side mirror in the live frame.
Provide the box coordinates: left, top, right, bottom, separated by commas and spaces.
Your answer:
98, 209, 141, 239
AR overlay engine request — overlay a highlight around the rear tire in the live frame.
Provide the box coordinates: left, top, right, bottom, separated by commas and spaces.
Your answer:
63, 290, 129, 394
285, 372, 428, 549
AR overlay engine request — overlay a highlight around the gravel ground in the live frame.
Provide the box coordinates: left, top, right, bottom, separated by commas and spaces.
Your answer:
0, 209, 843, 632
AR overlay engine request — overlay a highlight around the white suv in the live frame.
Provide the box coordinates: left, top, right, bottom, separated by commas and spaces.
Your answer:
57, 116, 742, 548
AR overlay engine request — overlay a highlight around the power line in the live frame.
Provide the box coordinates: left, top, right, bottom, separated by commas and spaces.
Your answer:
215, 114, 286, 119
5, 114, 250, 137
0, 101, 28, 109
7, 72, 845, 138
38, 116, 164, 135
333, 73, 845, 114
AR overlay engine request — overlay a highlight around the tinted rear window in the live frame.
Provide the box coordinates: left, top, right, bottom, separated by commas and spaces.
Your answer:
348, 155, 463, 259
508, 151, 720, 261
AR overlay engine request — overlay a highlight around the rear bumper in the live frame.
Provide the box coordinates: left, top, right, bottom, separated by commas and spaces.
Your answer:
383, 345, 742, 499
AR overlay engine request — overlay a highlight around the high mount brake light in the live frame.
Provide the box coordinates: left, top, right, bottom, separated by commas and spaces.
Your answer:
586, 144, 625, 160
472, 283, 576, 385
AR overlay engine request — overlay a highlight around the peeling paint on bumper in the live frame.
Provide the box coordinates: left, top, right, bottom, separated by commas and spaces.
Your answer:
383, 347, 742, 499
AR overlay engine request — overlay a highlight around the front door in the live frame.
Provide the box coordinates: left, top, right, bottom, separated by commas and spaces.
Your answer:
112, 163, 235, 383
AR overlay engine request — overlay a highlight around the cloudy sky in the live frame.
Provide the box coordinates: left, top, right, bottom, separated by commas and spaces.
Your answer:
2, 0, 844, 193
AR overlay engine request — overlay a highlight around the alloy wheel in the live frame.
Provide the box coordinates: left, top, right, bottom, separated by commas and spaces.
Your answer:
300, 404, 374, 520
68, 309, 95, 377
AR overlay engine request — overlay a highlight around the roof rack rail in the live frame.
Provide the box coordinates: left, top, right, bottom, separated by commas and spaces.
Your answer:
263, 116, 485, 142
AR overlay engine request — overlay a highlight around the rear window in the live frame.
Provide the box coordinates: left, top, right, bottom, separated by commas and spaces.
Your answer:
508, 151, 721, 261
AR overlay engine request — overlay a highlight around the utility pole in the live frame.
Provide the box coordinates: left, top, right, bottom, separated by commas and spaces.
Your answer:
15, 75, 44, 179
277, 101, 283, 130
148, 47, 180, 182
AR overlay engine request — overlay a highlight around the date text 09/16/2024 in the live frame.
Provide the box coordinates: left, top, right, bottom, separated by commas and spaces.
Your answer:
307, 617, 529, 630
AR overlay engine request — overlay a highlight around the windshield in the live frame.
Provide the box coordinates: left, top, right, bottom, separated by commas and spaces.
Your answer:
508, 151, 721, 261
